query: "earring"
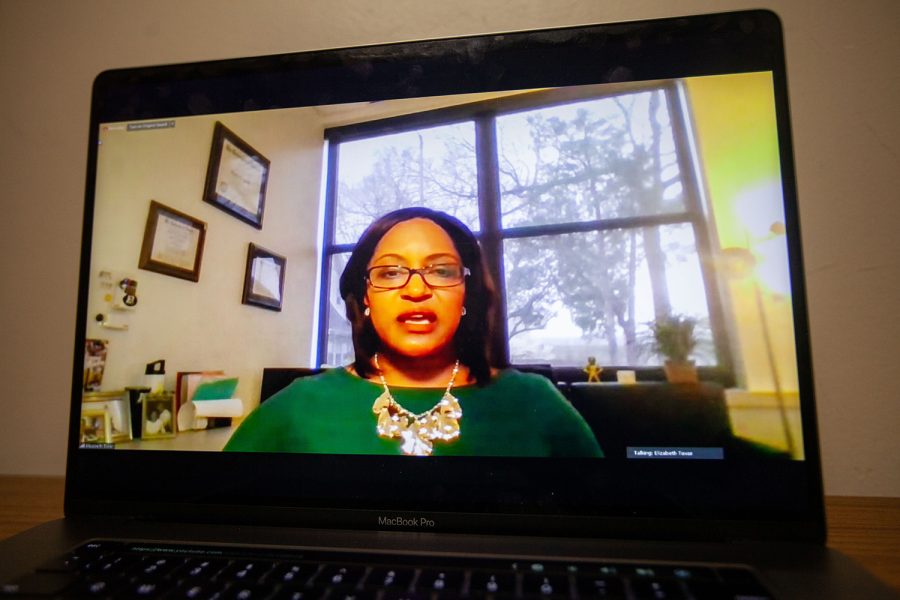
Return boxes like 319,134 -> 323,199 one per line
461,307 -> 467,316
364,307 -> 370,317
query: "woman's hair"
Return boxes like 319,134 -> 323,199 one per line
338,207 -> 502,386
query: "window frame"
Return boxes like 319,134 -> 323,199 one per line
317,83 -> 733,375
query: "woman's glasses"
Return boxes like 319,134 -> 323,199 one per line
367,264 -> 470,289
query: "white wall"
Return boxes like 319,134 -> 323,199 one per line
0,0 -> 898,497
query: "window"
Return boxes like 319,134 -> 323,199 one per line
319,84 -> 728,370
333,124 -> 480,245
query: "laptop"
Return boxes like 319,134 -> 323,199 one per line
1,8 -> 896,599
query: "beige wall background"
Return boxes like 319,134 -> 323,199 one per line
0,0 -> 897,496
88,109 -> 327,413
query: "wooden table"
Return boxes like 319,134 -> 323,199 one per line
1,476 -> 898,593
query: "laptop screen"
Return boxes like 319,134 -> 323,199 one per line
69,10 -> 824,538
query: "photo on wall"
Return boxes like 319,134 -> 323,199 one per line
203,122 -> 270,229
138,200 -> 207,282
242,243 -> 286,311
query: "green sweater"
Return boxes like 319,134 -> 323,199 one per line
224,368 -> 602,457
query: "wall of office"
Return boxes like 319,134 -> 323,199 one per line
0,0 -> 898,496
86,108 -> 326,412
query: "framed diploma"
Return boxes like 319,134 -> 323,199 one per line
242,243 -> 286,311
203,122 -> 270,229
138,200 -> 207,282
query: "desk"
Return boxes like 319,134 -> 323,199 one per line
114,426 -> 234,451
0,476 -> 897,593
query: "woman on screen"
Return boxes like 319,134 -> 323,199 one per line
224,207 -> 602,457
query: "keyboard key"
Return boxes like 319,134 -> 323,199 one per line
69,576 -> 126,597
630,567 -> 660,579
122,577 -> 174,598
171,581 -> 228,599
220,560 -> 276,584
267,563 -> 317,585
331,588 -> 379,600
523,573 -> 568,597
419,569 -> 464,593
631,579 -> 686,599
224,583 -> 277,599
78,541 -> 125,556
575,565 -> 623,579
470,571 -> 515,595
369,567 -> 415,589
37,553 -> 87,573
576,576 -> 625,599
270,585 -> 326,600
315,565 -> 366,587
666,567 -> 716,581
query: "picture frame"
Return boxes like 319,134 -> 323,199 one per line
83,390 -> 133,443
138,200 -> 207,282
203,121 -> 270,229
242,243 -> 286,311
80,407 -> 112,445
141,392 -> 177,439
83,339 -> 108,392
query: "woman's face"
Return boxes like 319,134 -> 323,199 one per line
365,218 -> 466,360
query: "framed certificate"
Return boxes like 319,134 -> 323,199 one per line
138,200 -> 207,282
242,243 -> 286,311
203,122 -> 270,229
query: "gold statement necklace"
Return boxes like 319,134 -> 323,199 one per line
371,353 -> 463,456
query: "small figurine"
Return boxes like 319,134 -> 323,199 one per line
584,356 -> 602,383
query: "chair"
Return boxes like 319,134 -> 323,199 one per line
510,363 -> 555,384
260,367 -> 326,403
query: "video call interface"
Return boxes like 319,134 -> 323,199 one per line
79,72 -> 805,462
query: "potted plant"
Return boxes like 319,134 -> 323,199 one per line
647,314 -> 699,383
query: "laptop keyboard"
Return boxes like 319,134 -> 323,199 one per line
1,540 -> 776,599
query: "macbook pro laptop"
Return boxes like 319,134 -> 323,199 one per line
1,9 -> 896,599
